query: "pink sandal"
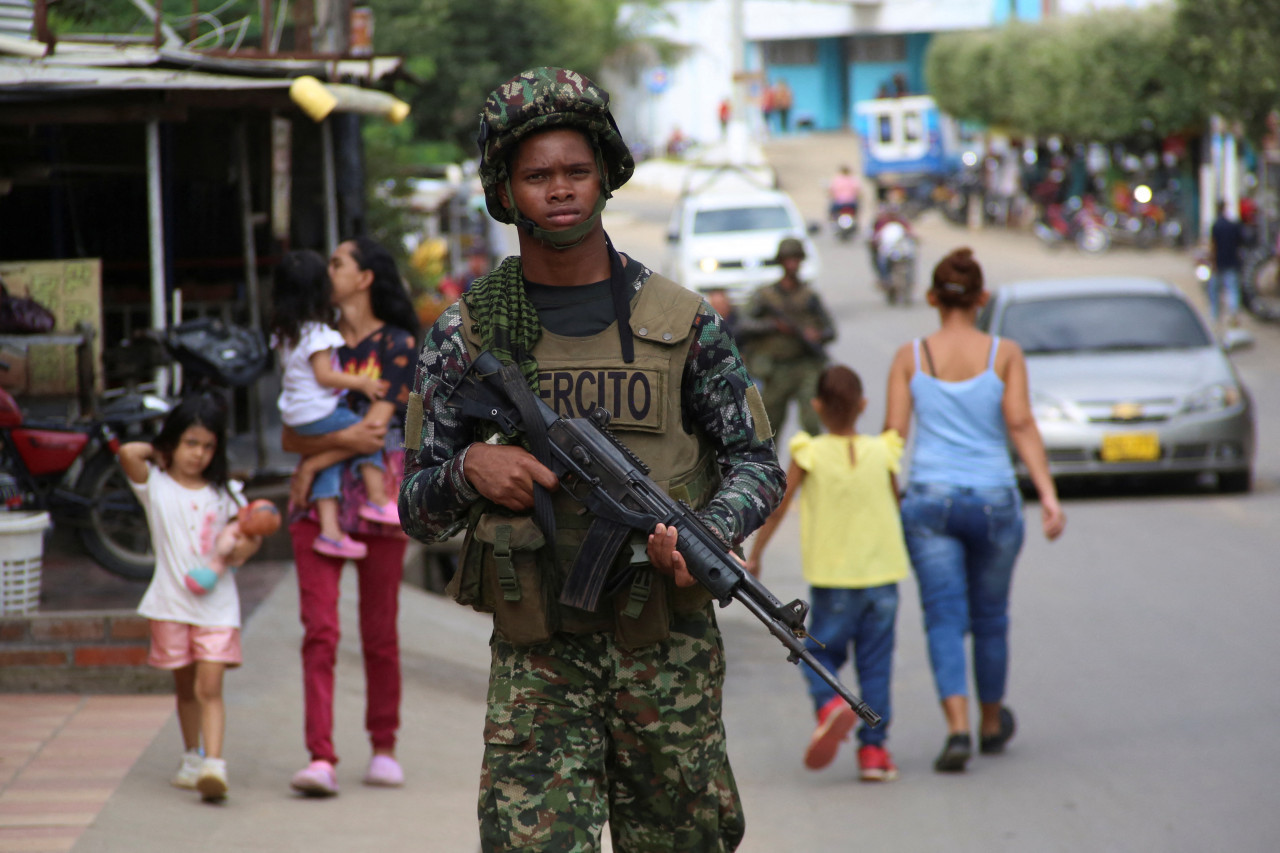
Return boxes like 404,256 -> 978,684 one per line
358,501 -> 400,526
313,534 -> 368,560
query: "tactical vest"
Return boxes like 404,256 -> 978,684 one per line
745,280 -> 827,364
448,272 -> 718,648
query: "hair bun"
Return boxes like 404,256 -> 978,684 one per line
930,247 -> 984,306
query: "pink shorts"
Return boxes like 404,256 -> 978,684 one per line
148,621 -> 243,670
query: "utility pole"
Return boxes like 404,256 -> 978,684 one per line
725,0 -> 752,164
729,0 -> 745,125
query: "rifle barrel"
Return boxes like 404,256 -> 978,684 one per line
733,588 -> 882,726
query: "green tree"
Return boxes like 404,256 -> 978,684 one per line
1176,0 -> 1280,142
928,7 -> 1204,145
369,0 -> 665,150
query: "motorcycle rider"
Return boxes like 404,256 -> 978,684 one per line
828,165 -> 862,228
870,188 -> 916,293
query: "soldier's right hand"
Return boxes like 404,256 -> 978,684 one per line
463,442 -> 559,512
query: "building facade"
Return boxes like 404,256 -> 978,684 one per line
607,0 -> 1075,152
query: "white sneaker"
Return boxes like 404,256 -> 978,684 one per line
171,751 -> 203,789
196,757 -> 228,801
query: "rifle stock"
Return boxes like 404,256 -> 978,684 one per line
447,350 -> 881,726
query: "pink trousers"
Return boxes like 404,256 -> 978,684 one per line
291,518 -> 406,766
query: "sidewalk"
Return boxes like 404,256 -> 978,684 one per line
2,564 -> 498,853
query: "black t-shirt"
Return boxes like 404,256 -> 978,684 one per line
524,256 -> 646,337
1212,216 -> 1244,270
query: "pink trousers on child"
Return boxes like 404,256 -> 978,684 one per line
291,518 -> 406,766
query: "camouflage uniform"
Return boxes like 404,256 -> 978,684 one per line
738,242 -> 836,437
400,68 -> 784,853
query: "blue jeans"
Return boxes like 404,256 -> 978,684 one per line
802,584 -> 898,746
900,483 -> 1025,704
1208,266 -> 1241,321
294,406 -> 383,502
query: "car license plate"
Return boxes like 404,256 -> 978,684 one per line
1100,432 -> 1160,462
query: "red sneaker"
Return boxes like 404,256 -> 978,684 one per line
857,744 -> 899,782
804,696 -> 856,770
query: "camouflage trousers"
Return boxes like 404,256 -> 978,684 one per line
478,606 -> 745,852
757,356 -> 824,437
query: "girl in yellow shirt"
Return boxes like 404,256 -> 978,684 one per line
748,364 -> 909,781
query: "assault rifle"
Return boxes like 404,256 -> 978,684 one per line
745,296 -> 826,359
447,351 -> 881,726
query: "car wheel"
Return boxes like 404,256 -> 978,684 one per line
1217,469 -> 1252,494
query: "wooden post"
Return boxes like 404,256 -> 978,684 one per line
295,0 -> 314,53
261,0 -> 274,52
237,122 -> 268,470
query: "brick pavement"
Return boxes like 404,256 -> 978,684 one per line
0,695 -> 173,853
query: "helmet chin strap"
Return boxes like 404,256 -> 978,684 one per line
507,149 -> 612,250
513,193 -> 608,250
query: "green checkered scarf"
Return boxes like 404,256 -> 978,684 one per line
461,255 -> 541,389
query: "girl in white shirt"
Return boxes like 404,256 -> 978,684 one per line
120,394 -> 263,802
269,251 -> 400,560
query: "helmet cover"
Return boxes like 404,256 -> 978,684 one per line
773,237 -> 806,262
476,67 -> 634,224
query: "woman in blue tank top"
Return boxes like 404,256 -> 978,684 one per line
884,247 -> 1065,773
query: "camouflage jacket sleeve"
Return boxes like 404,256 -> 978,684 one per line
399,303 -> 480,543
684,303 -> 786,546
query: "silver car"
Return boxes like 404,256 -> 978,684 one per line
976,277 -> 1255,492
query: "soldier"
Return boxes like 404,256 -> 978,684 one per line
399,67 -> 784,852
738,237 -> 837,436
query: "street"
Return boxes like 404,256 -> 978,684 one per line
608,135 -> 1280,852
65,136 -> 1280,853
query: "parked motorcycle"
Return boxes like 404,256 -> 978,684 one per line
0,317 -> 268,581
937,166 -> 983,227
1033,197 -> 1110,253
0,376 -> 169,579
1236,247 -> 1280,322
1101,207 -> 1159,249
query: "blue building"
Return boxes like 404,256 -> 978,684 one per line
606,0 -> 1063,151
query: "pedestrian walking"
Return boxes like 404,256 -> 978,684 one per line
747,364 -> 908,782
760,84 -> 776,136
118,394 -> 263,802
267,249 -> 398,562
399,66 -> 784,852
1209,200 -> 1245,338
774,79 -> 794,133
884,247 -> 1065,773
737,237 -> 836,436
279,236 -> 420,797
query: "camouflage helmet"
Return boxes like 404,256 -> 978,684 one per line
773,237 -> 806,262
476,67 -> 634,225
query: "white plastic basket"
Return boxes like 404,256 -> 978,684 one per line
0,511 -> 51,615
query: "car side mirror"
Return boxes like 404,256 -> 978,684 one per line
667,231 -> 680,243
807,221 -> 821,235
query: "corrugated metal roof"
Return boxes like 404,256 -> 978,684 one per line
0,36 -> 401,82
0,58 -> 409,123
0,61 -> 290,91
0,0 -> 34,41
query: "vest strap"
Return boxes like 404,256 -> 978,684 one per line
622,569 -> 652,620
493,524 -> 521,602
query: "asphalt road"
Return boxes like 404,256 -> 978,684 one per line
605,144 -> 1280,852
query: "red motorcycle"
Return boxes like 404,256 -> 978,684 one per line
0,379 -> 168,579
0,317 -> 268,581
